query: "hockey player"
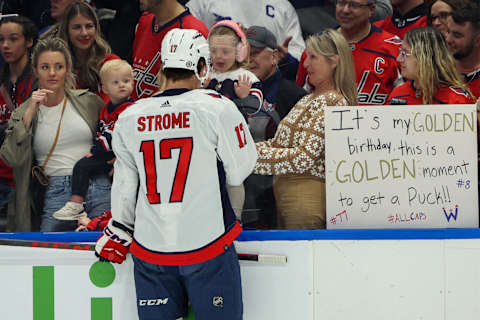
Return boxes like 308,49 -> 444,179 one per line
95,28 -> 257,320
132,0 -> 208,100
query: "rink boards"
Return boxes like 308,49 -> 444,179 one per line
1,229 -> 480,320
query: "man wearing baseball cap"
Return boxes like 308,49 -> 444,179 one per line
244,25 -> 306,228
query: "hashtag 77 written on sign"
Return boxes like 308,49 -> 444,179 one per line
324,104 -> 478,229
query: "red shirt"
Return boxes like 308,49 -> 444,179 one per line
374,3 -> 429,39
132,9 -> 208,100
463,67 -> 480,100
387,81 -> 475,105
0,68 -> 36,186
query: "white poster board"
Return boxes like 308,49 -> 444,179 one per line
325,105 -> 478,228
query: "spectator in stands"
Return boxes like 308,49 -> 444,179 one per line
297,0 -> 401,105
296,0 -> 392,39
255,29 -> 357,229
186,0 -> 305,81
0,37 -> 108,232
246,25 -> 306,141
428,0 -> 453,37
444,0 -> 480,99
0,15 -> 38,230
57,1 -> 114,101
94,0 -> 141,63
388,27 -> 475,105
2,0 -> 53,31
375,0 -> 429,39
40,0 -> 79,38
132,0 -> 208,100
53,59 -> 134,221
243,25 -> 306,228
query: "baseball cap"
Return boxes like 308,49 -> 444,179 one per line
246,26 -> 277,50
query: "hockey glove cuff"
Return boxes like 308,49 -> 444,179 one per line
95,220 -> 133,264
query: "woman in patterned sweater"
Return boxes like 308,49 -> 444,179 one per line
254,29 -> 358,229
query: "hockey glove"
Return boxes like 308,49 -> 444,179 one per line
95,220 -> 133,264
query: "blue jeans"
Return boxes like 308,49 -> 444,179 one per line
40,175 -> 111,232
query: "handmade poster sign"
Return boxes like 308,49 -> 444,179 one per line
325,105 -> 478,229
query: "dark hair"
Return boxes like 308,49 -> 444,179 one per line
446,0 -> 480,33
163,58 -> 207,82
0,15 -> 39,47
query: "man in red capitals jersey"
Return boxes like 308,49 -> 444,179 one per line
95,28 -> 257,320
374,0 -> 429,40
444,0 -> 480,99
132,0 -> 208,100
297,0 -> 401,105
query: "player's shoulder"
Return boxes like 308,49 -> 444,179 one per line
189,89 -> 235,105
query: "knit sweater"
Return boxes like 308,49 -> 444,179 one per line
254,90 -> 347,180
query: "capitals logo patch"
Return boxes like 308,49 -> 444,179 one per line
133,52 -> 161,99
449,86 -> 468,97
384,36 -> 402,45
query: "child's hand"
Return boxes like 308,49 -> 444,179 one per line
75,216 -> 91,232
203,77 -> 211,89
85,152 -> 94,158
75,225 -> 87,232
234,74 -> 252,99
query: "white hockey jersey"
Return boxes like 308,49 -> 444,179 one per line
111,88 -> 257,265
186,0 -> 305,61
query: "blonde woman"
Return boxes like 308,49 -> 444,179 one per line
0,38 -> 107,231
388,27 -> 475,105
254,29 -> 357,229
57,1 -> 114,100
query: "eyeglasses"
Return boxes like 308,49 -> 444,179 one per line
430,11 -> 451,22
398,48 -> 412,60
336,0 -> 373,9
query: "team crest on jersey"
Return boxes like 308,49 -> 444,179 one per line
449,86 -> 468,97
384,36 -> 402,45
133,52 -> 161,98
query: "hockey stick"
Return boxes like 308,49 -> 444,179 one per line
0,238 -> 287,264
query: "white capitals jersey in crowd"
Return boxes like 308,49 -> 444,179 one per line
186,0 -> 305,61
111,88 -> 257,257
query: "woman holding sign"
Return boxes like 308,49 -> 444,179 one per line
388,27 -> 475,105
254,29 -> 357,229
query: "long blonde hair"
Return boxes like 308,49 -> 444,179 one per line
31,38 -> 76,90
306,29 -> 358,105
57,1 -> 111,92
404,27 -> 474,104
